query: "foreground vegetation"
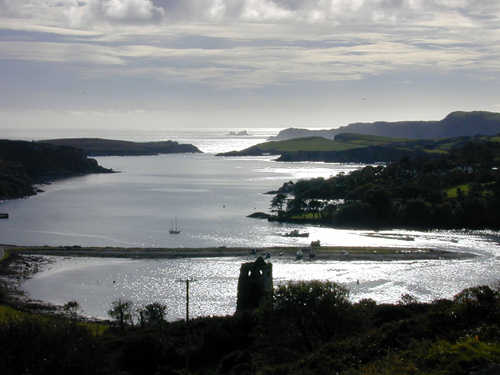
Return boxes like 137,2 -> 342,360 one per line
1,275 -> 499,375
268,138 -> 500,229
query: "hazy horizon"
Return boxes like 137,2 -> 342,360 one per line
2,1 -> 500,130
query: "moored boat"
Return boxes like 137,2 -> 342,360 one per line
283,229 -> 309,238
169,218 -> 181,234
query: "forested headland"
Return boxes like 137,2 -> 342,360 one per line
267,139 -> 500,229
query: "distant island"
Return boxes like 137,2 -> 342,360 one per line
0,140 -> 112,200
270,111 -> 500,141
40,138 -> 201,156
227,130 -> 249,136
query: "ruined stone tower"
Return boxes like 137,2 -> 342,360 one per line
236,256 -> 273,312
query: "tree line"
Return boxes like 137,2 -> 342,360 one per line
270,140 -> 500,229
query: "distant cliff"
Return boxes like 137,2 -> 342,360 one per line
271,111 -> 500,141
41,138 -> 201,156
0,140 -> 112,200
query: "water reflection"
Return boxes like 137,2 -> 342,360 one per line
23,243 -> 500,321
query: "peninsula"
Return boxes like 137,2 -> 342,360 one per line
219,133 -> 500,163
40,138 -> 202,156
0,140 -> 112,200
263,138 -> 500,229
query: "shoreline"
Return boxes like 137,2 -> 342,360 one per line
0,244 -> 477,318
7,244 -> 475,261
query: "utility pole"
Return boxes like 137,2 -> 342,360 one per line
177,277 -> 197,372
177,278 -> 197,323
185,278 -> 190,323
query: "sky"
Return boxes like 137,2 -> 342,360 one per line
1,0 -> 500,131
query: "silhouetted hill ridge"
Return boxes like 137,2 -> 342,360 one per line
270,111 -> 500,141
40,138 -> 202,156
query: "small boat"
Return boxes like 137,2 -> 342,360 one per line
169,218 -> 181,234
283,229 -> 309,238
296,249 -> 304,260
0,213 -> 8,219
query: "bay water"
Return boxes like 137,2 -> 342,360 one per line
1,128 -> 499,320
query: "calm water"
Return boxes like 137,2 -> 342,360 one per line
1,128 -> 499,320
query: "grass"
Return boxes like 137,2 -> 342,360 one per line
254,133 -> 408,153
423,148 -> 448,154
445,182 -> 496,199
445,184 -> 471,198
0,304 -> 109,335
0,305 -> 25,323
0,249 -> 10,263
290,213 -> 320,220
353,336 -> 500,375
258,137 -> 361,152
230,133 -> 500,160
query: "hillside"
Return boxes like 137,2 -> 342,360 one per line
41,138 -> 201,156
218,133 -> 404,157
267,139 -> 500,229
0,140 -> 112,200
271,111 -> 500,141
219,133 -> 500,163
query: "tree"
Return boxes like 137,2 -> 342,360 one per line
273,281 -> 351,346
63,300 -> 80,321
108,298 -> 133,331
307,199 -> 323,218
270,193 -> 287,216
138,302 -> 167,327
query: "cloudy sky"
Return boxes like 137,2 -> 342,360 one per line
1,0 -> 500,130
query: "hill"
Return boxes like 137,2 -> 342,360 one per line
218,133 -> 404,157
271,111 -> 500,141
266,139 -> 500,229
40,138 -> 202,156
219,133 -> 500,163
0,140 -> 112,200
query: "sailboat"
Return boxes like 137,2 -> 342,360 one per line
169,217 -> 181,234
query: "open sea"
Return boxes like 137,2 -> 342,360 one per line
1,127 -> 499,320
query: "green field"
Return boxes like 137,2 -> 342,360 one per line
445,184 -> 471,198
247,133 -> 409,153
224,133 -> 500,158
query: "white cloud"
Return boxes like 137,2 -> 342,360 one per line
1,0 -> 500,108
1,0 -> 498,26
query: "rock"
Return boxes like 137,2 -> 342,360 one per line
247,212 -> 270,219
